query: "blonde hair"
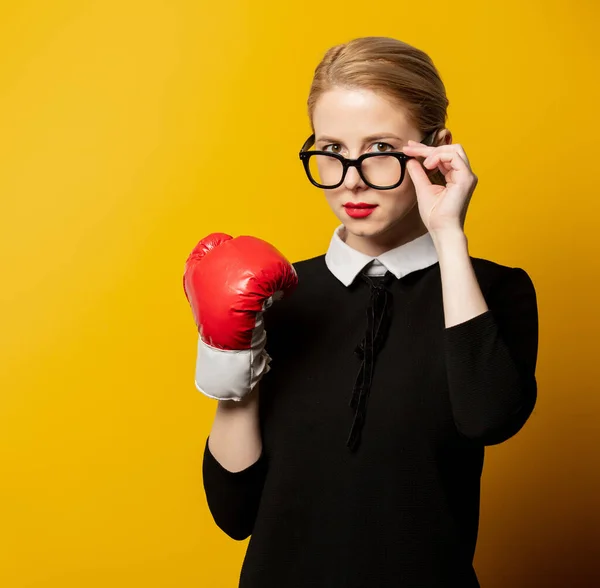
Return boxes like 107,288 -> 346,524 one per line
307,36 -> 449,184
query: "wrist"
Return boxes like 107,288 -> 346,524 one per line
430,227 -> 468,253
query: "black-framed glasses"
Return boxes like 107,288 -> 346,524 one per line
298,130 -> 437,190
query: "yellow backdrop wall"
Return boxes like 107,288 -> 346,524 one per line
1,1 -> 598,586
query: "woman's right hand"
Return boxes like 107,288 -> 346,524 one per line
183,232 -> 297,401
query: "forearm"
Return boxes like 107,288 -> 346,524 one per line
431,229 -> 488,328
208,386 -> 263,472
432,229 -> 539,444
203,386 -> 266,540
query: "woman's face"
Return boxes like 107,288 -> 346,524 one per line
312,87 -> 427,255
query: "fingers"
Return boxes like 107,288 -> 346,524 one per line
403,141 -> 471,168
423,150 -> 468,173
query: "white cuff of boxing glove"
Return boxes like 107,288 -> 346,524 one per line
194,312 -> 272,401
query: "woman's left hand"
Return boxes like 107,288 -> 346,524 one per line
402,140 -> 478,235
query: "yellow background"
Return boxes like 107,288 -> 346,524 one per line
1,1 -> 598,586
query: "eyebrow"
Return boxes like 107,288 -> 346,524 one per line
315,134 -> 404,144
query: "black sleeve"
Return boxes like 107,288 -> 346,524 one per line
202,438 -> 268,540
443,266 -> 539,445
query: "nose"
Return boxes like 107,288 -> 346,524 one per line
343,164 -> 367,191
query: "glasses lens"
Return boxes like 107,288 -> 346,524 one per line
362,155 -> 403,188
308,154 -> 344,187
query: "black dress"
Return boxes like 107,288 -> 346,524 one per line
202,254 -> 539,588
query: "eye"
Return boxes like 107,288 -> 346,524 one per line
322,143 -> 343,154
371,142 -> 394,153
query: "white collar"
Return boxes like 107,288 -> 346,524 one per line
325,225 -> 439,287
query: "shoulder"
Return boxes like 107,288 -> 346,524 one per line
470,256 -> 534,283
288,253 -> 344,297
292,254 -> 327,280
265,255 -> 326,322
470,256 -> 537,307
264,254 -> 334,356
264,254 -> 343,335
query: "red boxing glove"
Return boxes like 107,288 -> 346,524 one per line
183,233 -> 297,400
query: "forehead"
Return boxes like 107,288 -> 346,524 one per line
312,87 -> 415,139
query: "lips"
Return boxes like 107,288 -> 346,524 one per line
344,202 -> 377,209
344,202 -> 378,219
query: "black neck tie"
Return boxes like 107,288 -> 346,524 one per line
347,271 -> 395,451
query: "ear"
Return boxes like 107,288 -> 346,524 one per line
425,128 -> 452,186
435,128 -> 453,146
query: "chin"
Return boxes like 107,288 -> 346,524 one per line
343,217 -> 391,238
340,206 -> 425,243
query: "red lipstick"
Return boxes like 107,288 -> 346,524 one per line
344,202 -> 378,219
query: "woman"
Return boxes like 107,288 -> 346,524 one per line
184,36 -> 538,588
